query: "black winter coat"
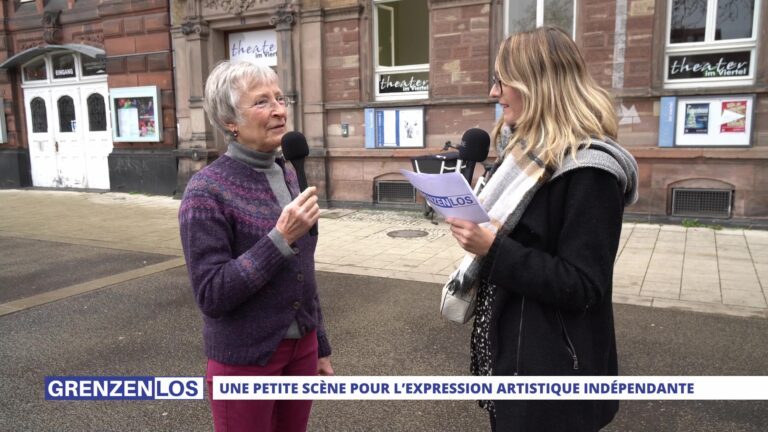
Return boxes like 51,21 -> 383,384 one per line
483,167 -> 624,432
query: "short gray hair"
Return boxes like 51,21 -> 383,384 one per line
203,60 -> 279,136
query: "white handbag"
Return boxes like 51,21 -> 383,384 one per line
440,283 -> 477,324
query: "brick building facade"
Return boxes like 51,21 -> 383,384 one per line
582,0 -> 767,222
170,0 -> 766,223
1,1 -> 763,224
0,0 -> 176,195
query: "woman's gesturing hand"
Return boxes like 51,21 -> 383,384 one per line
445,217 -> 495,256
276,186 -> 320,244
318,357 -> 334,376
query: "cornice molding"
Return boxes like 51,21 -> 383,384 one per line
300,7 -> 324,22
204,0 -> 270,16
430,0 -> 492,10
324,4 -> 363,22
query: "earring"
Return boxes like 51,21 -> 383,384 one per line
231,130 -> 238,138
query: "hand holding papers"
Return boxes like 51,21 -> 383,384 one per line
399,169 -> 490,223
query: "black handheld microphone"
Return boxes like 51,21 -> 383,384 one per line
280,131 -> 318,236
458,128 -> 490,186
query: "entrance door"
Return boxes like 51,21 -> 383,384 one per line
24,83 -> 112,189
78,84 -> 112,190
50,86 -> 85,187
25,88 -> 58,187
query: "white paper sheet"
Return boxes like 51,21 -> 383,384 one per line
399,169 -> 489,223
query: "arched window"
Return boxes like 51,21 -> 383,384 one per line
31,97 -> 47,133
87,93 -> 107,131
57,96 -> 76,132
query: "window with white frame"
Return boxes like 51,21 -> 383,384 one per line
373,0 -> 429,101
21,52 -> 106,85
505,0 -> 576,37
665,0 -> 759,88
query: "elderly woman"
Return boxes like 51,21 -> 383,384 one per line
179,60 -> 332,432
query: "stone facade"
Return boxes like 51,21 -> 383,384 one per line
318,1 -> 495,207
0,0 -> 741,224
0,0 -> 176,194
167,0 -> 767,223
580,0 -> 767,222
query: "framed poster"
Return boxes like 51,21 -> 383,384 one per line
720,100 -> 747,133
364,107 -> 425,148
674,95 -> 753,147
109,86 -> 162,142
683,103 -> 709,134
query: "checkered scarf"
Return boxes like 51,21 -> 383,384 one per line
444,135 -> 638,297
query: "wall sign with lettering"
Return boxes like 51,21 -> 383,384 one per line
52,53 -> 76,80
674,95 -> 754,147
228,30 -> 278,67
379,72 -> 429,94
667,51 -> 751,80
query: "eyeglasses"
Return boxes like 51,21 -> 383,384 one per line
246,95 -> 287,111
491,74 -> 503,95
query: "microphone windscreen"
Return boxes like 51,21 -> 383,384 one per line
281,131 -> 309,161
459,128 -> 490,162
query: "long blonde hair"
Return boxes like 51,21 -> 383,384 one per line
492,26 -> 617,168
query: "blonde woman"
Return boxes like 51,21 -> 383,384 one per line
444,26 -> 638,431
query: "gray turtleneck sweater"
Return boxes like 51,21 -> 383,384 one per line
225,140 -> 302,339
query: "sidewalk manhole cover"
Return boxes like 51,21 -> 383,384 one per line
387,229 -> 428,238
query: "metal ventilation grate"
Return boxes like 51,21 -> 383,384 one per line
671,188 -> 732,218
376,181 -> 416,203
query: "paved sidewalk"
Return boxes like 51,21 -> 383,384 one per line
1,189 -> 766,318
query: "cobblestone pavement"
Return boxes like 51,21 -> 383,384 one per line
1,189 -> 766,318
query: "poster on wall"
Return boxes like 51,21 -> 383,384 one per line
364,107 -> 425,148
674,95 -> 753,147
720,101 -> 747,133
228,30 -> 278,67
116,97 -> 156,138
117,105 -> 140,137
684,103 -> 710,134
109,86 -> 163,142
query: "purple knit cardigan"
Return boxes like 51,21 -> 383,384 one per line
179,155 -> 331,366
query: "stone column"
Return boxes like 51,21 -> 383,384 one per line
174,15 -> 216,197
270,3 -> 299,132
299,6 -> 329,204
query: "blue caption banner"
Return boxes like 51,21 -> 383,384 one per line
44,376 -> 204,400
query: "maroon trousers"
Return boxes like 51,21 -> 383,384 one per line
206,330 -> 318,432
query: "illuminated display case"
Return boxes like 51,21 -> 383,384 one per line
364,107 -> 425,148
109,86 -> 162,142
